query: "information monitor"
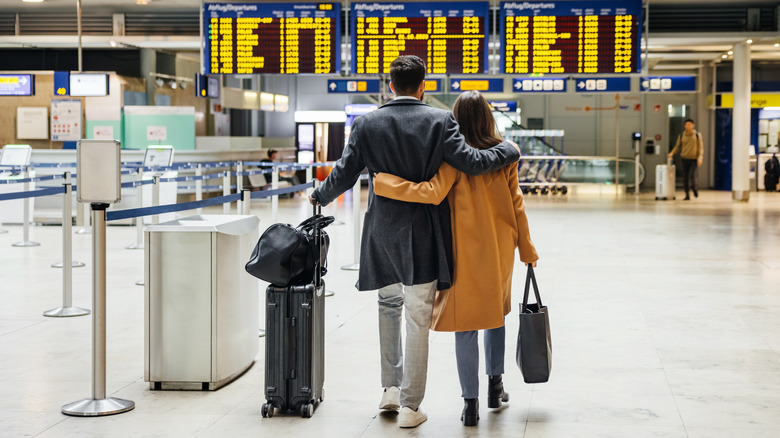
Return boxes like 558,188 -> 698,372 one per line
204,2 -> 341,74
351,2 -> 490,75
500,1 -> 642,74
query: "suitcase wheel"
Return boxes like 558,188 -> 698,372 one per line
262,403 -> 274,418
560,186 -> 568,195
301,403 -> 314,418
319,388 -> 325,402
540,187 -> 549,195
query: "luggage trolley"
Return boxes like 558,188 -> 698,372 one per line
510,130 -> 568,196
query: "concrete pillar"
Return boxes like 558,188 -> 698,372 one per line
731,42 -> 751,202
140,48 -> 157,106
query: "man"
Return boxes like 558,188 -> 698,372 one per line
310,55 -> 519,428
667,118 -> 704,200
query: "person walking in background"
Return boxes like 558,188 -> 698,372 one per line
372,90 -> 539,427
667,118 -> 703,200
309,56 -> 520,428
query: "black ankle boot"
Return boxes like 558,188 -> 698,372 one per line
487,375 -> 509,408
461,398 -> 479,426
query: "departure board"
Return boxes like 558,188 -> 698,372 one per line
204,3 -> 341,74
351,2 -> 489,75
500,1 -> 642,74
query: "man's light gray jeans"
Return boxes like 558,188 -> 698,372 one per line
377,280 -> 437,411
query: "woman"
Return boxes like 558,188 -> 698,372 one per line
372,90 -> 539,427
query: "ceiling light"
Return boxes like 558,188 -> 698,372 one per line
775,43 -> 779,47
22,0 -> 45,3
727,50 -> 733,55
154,78 -> 164,87
180,82 -> 188,90
136,0 -> 149,4
721,54 -> 728,59
746,39 -> 753,44
109,40 -> 118,47
169,81 -> 178,89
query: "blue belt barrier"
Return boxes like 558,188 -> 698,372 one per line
106,192 -> 243,221
0,186 -> 65,202
249,182 -> 313,199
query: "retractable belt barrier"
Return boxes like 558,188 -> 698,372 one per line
105,182 -> 312,222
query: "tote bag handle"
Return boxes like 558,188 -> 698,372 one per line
521,264 -> 543,313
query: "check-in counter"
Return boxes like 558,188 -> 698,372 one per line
144,214 -> 260,390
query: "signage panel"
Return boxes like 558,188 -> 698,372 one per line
640,76 -> 697,92
0,74 -> 34,96
574,77 -> 631,92
450,78 -> 504,93
512,77 -> 567,93
489,101 -> 518,112
69,74 -> 109,97
204,2 -> 341,74
500,1 -> 642,74
351,2 -> 490,75
54,71 -> 70,96
327,79 -> 381,94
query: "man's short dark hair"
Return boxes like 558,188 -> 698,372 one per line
389,55 -> 426,95
267,149 -> 278,158
684,119 -> 695,125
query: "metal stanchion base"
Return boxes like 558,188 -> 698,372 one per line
325,290 -> 335,297
62,397 -> 135,417
43,306 -> 90,318
75,228 -> 92,235
125,243 -> 144,250
12,241 -> 40,247
341,263 -> 359,271
135,280 -> 144,286
259,329 -> 265,338
51,261 -> 86,268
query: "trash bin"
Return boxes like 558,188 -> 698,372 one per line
144,214 -> 260,390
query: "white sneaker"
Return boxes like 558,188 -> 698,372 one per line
398,406 -> 427,428
378,386 -> 400,410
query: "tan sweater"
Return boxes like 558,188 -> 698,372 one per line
671,130 -> 703,160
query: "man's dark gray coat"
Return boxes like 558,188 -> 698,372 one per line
312,98 -> 520,291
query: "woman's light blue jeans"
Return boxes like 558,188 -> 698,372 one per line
454,325 -> 505,399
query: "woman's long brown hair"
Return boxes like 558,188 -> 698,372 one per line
452,90 -> 503,150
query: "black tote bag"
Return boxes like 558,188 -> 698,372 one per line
516,265 -> 552,383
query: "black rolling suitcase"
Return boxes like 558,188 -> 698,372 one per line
261,205 -> 327,418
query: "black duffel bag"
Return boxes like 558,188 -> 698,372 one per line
245,214 -> 334,286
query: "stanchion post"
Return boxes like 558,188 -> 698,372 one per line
152,175 -> 161,225
76,201 -> 92,234
305,165 -> 313,196
12,166 -> 40,247
53,172 -> 86,267
195,163 -> 203,214
44,172 -> 90,317
222,169 -> 230,215
271,166 -> 279,223
236,162 -> 244,214
242,189 -> 251,215
127,168 -> 145,249
62,203 -> 134,416
341,178 -> 361,271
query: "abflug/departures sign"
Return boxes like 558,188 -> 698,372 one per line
351,2 -> 490,75
500,0 -> 642,75
205,2 -> 341,74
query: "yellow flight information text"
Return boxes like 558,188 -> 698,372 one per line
354,16 -> 484,75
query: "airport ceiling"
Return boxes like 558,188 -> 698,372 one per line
0,0 -> 778,68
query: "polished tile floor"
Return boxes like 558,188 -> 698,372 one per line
1,188 -> 779,437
